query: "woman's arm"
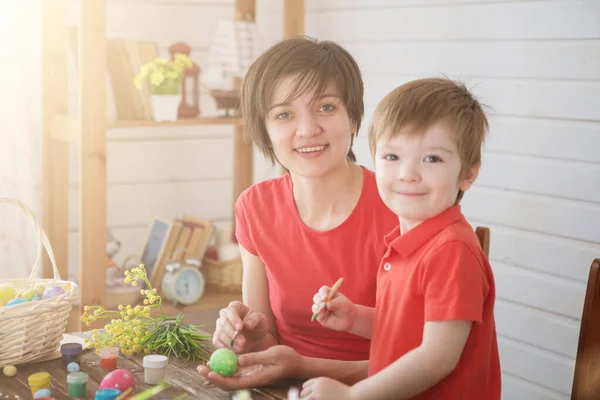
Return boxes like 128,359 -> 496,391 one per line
239,245 -> 279,351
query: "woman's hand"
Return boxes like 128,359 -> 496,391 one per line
312,287 -> 357,332
213,301 -> 271,353
301,377 -> 352,399
197,345 -> 302,390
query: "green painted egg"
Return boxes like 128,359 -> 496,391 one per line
209,348 -> 238,377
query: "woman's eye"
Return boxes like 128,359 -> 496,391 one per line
319,104 -> 335,112
424,155 -> 442,163
276,112 -> 291,120
384,154 -> 399,161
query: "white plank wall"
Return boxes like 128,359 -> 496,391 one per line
257,0 -> 600,398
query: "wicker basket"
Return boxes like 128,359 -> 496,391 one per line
0,198 -> 79,368
203,257 -> 242,293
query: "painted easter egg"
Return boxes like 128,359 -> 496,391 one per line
42,286 -> 66,300
67,362 -> 80,373
3,365 -> 17,377
6,298 -> 28,306
0,286 -> 15,306
209,348 -> 238,377
20,289 -> 37,301
34,389 -> 52,398
99,369 -> 136,395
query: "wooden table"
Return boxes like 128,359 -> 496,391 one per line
0,332 -> 300,399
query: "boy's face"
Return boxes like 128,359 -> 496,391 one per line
265,75 -> 357,178
374,122 -> 479,232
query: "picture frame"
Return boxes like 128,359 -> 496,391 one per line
138,218 -> 173,282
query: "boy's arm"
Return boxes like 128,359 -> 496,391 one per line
350,320 -> 472,400
299,356 -> 369,385
347,304 -> 376,339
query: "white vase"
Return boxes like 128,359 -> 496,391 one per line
151,95 -> 180,122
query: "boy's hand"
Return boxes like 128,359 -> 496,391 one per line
213,301 -> 270,353
301,377 -> 352,399
196,345 -> 301,389
311,287 -> 357,332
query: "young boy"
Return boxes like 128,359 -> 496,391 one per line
303,78 -> 501,399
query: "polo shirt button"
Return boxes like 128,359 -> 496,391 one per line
383,262 -> 391,271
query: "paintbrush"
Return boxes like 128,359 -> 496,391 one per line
230,308 -> 252,348
311,277 -> 344,322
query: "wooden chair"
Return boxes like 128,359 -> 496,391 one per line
476,226 -> 490,259
572,258 -> 600,399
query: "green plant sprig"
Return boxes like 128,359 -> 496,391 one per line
81,264 -> 211,363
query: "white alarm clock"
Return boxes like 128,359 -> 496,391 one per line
161,258 -> 205,306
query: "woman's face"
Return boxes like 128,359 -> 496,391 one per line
265,75 -> 356,178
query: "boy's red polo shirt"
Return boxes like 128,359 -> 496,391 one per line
369,205 -> 501,399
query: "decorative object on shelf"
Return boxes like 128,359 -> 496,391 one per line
169,42 -> 201,119
0,198 -> 79,368
81,264 -> 211,363
203,19 -> 261,117
133,52 -> 193,122
161,254 -> 205,306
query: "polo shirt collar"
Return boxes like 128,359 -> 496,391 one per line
384,205 -> 464,257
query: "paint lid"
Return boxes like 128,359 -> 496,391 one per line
28,371 -> 51,386
95,388 -> 121,400
67,371 -> 89,384
143,354 -> 168,368
60,342 -> 83,355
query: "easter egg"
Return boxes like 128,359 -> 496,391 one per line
100,369 -> 136,395
42,286 -> 66,300
67,362 -> 80,373
209,348 -> 238,377
6,298 -> 28,306
32,294 -> 41,301
34,284 -> 47,296
34,389 -> 52,398
0,286 -> 15,306
21,289 -> 37,301
3,365 -> 17,377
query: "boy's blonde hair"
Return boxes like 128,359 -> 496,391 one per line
240,36 -> 364,165
368,78 -> 488,202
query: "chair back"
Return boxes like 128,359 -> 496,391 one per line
572,258 -> 600,399
475,226 -> 490,259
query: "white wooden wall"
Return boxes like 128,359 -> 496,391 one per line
258,0 -> 600,399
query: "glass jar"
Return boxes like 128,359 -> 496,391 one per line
67,371 -> 89,397
60,343 -> 83,367
99,347 -> 119,370
143,354 -> 168,384
28,371 -> 51,396
95,388 -> 121,400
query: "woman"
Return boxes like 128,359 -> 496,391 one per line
197,36 -> 397,387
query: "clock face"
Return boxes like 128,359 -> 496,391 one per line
175,269 -> 204,305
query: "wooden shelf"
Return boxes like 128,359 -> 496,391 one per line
108,116 -> 243,128
50,115 -> 243,143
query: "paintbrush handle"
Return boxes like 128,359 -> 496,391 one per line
327,277 -> 344,301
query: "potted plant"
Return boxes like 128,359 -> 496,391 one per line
133,53 -> 193,121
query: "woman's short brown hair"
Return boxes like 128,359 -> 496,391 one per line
368,78 -> 489,203
240,36 -> 364,165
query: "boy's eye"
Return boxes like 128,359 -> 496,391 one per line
424,155 -> 442,163
319,104 -> 335,112
384,154 -> 399,161
276,112 -> 291,120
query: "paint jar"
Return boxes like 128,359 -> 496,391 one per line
60,343 -> 83,367
143,354 -> 168,384
99,346 -> 119,370
95,388 -> 121,400
67,371 -> 89,397
28,372 -> 51,396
